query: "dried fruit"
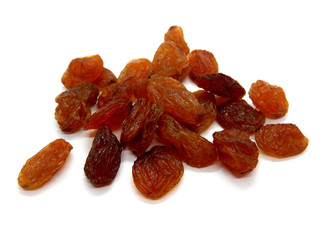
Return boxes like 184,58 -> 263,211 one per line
213,129 -> 259,175
93,67 -> 117,89
84,124 -> 122,186
188,49 -> 219,80
217,99 -> 265,134
164,25 -> 190,55
132,146 -> 184,200
157,114 -> 218,168
147,76 -> 205,126
249,80 -> 289,119
18,139 -> 73,190
194,73 -> 246,99
255,124 -> 309,158
85,99 -> 132,131
97,83 -> 132,108
61,55 -> 104,89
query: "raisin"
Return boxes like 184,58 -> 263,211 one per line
213,129 -> 259,175
157,114 -> 218,168
255,124 -> 309,158
84,124 -> 122,186
61,55 -> 104,89
18,139 -> 73,190
148,41 -> 188,81
93,67 -> 117,89
97,83 -> 132,108
164,25 -> 190,55
132,146 -> 184,200
249,80 -> 289,119
188,49 -> 219,81
194,73 -> 246,99
190,90 -> 217,133
217,99 -> 265,134
85,99 -> 132,131
147,76 -> 206,126
120,98 -> 153,147
127,104 -> 164,156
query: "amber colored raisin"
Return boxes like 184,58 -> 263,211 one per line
188,49 -> 219,81
249,80 -> 289,119
127,104 -> 164,156
120,98 -> 153,147
93,67 -> 117,89
194,73 -> 246,99
84,124 -> 122,186
157,114 -> 218,168
97,83 -> 132,108
147,76 -> 206,126
132,146 -> 184,200
217,99 -> 265,134
148,41 -> 188,81
85,99 -> 132,131
213,129 -> 259,175
18,139 -> 73,190
61,55 -> 104,89
118,58 -> 151,88
164,25 -> 190,55
255,124 -> 309,158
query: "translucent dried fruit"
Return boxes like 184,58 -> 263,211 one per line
194,73 -> 246,99
93,67 -> 117,89
157,114 -> 218,168
67,82 -> 100,106
147,76 -> 205,126
217,99 -> 265,134
84,125 -> 122,186
188,49 -> 219,80
132,146 -> 184,200
61,55 -> 104,89
97,83 -> 132,108
18,139 -> 73,190
164,25 -> 190,55
213,129 -> 259,175
255,124 -> 309,158
127,104 -> 164,156
148,41 -> 188,81
120,98 -> 153,147
85,99 -> 132,131
249,80 -> 289,119
191,90 -> 217,133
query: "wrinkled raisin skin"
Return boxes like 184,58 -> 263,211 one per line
97,83 -> 132,108
132,146 -> 184,200
93,67 -> 117,89
213,129 -> 259,175
255,124 -> 309,158
84,125 -> 122,186
164,25 -> 190,55
18,139 -> 73,190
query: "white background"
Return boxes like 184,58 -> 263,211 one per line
1,0 -> 319,239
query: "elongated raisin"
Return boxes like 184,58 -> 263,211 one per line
132,146 -> 184,200
97,83 -> 132,108
255,124 -> 309,158
213,129 -> 259,175
18,139 -> 73,190
84,125 -> 122,186
157,114 -> 218,168
164,25 -> 190,55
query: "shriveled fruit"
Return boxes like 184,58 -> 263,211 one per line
148,41 -> 188,81
147,76 -> 205,126
127,104 -> 164,156
132,146 -> 184,200
61,55 -> 104,89
18,139 -> 73,190
97,83 -> 132,108
93,67 -> 117,89
213,129 -> 259,175
194,73 -> 246,99
157,114 -> 218,168
255,124 -> 309,158
85,99 -> 132,131
164,25 -> 190,55
217,99 -> 265,134
249,80 -> 289,119
84,124 -> 122,186
188,49 -> 219,80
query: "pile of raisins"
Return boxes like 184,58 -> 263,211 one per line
18,26 -> 309,200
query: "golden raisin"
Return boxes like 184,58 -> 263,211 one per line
164,25 -> 190,55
